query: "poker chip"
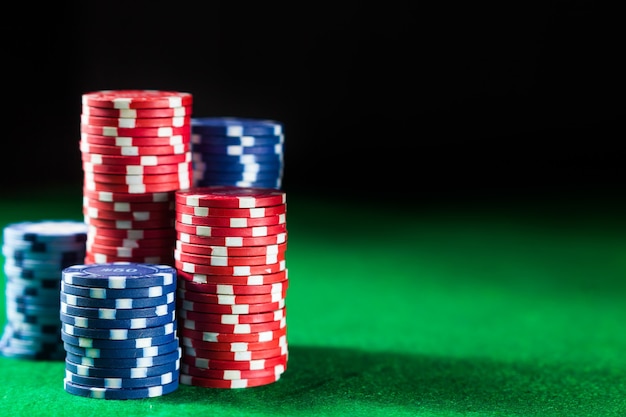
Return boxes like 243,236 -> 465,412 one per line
179,335 -> 287,352
191,118 -> 282,136
192,134 -> 284,146
81,114 -> 191,128
60,261 -> 180,398
84,197 -> 175,213
174,250 -> 285,267
194,160 -> 282,173
179,374 -> 282,389
82,90 -> 192,109
175,202 -> 286,218
180,327 -> 287,344
83,105 -> 191,118
180,317 -> 286,334
177,269 -> 288,286
83,206 -> 174,222
82,152 -> 191,166
181,352 -> 287,371
176,232 -> 287,247
178,308 -> 285,325
181,345 -> 287,361
174,222 -> 287,238
0,220 -> 88,360
175,212 -> 285,227
181,363 -> 284,380
83,161 -> 190,175
176,186 -> 286,208
175,241 -> 286,257
80,141 -> 191,156
63,378 -> 179,400
178,280 -> 288,295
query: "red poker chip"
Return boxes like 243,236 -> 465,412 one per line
178,298 -> 285,315
175,202 -> 287,218
179,326 -> 287,343
86,242 -> 174,258
87,225 -> 176,240
84,181 -> 189,194
179,373 -> 281,388
174,250 -> 286,267
180,335 -> 287,352
175,186 -> 286,209
82,90 -> 193,109
177,288 -> 287,305
175,212 -> 285,228
177,269 -> 288,286
83,197 -> 174,212
83,205 -> 174,221
180,363 -> 285,380
84,252 -> 173,265
87,234 -> 175,249
179,308 -> 286,324
176,231 -> 287,247
83,189 -> 175,204
180,317 -> 286,334
84,216 -> 175,230
178,280 -> 288,296
81,124 -> 191,138
175,241 -> 286,257
174,222 -> 286,238
80,141 -> 191,156
174,259 -> 286,276
180,353 -> 287,371
81,114 -> 191,128
85,171 -> 191,185
181,345 -> 287,361
81,133 -> 191,147
82,105 -> 192,118
82,152 -> 191,166
83,161 -> 190,176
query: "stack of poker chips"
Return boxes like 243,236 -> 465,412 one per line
0,221 -> 88,360
190,117 -> 284,189
80,89 -> 193,265
174,186 -> 288,389
60,262 -> 180,399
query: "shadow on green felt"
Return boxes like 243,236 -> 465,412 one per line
157,346 -> 625,416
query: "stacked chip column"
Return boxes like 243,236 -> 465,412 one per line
174,186 -> 288,388
0,221 -> 88,360
190,117 -> 284,189
80,90 -> 193,265
60,262 -> 180,399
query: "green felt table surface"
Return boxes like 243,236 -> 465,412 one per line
0,187 -> 625,417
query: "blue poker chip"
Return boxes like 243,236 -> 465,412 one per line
0,325 -> 61,343
3,221 -> 88,244
65,357 -> 180,379
193,159 -> 282,172
5,282 -> 60,298
62,262 -> 176,289
65,346 -> 181,369
1,344 -> 65,360
198,169 -> 283,182
60,280 -> 176,300
60,300 -> 175,320
3,264 -> 62,280
59,310 -> 176,330
191,143 -> 283,156
65,368 -> 179,389
63,377 -> 179,399
5,300 -> 60,315
195,178 -> 282,189
62,321 -> 176,340
2,246 -> 85,264
7,294 -> 60,308
61,331 -> 177,350
193,152 -> 283,164
192,134 -> 284,146
60,291 -> 175,309
7,310 -> 61,326
63,338 -> 180,359
191,117 -> 282,137
6,277 -> 60,290
9,321 -> 60,335
2,239 -> 87,254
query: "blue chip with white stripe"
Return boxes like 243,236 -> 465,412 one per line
62,262 -> 176,289
64,368 -> 180,389
59,310 -> 176,330
60,280 -> 176,299
63,337 -> 180,359
63,378 -> 179,399
60,291 -> 175,309
61,331 -> 177,350
60,300 -> 175,320
191,117 -> 283,137
64,357 -> 180,379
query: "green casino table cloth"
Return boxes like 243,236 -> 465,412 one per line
0,186 -> 625,417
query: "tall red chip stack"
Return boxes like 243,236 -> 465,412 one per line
80,90 -> 193,265
174,186 -> 288,388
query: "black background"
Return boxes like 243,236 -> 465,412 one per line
2,1 -> 622,202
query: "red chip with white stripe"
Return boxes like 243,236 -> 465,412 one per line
176,186 -> 286,208
82,90 -> 193,109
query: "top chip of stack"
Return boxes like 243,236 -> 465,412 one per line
0,220 -> 88,360
190,117 -> 284,189
80,90 -> 193,265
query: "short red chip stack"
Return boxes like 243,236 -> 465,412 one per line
174,186 -> 288,388
80,90 -> 193,265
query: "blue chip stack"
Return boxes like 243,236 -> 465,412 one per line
60,262 -> 180,399
0,221 -> 88,360
191,117 -> 284,189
